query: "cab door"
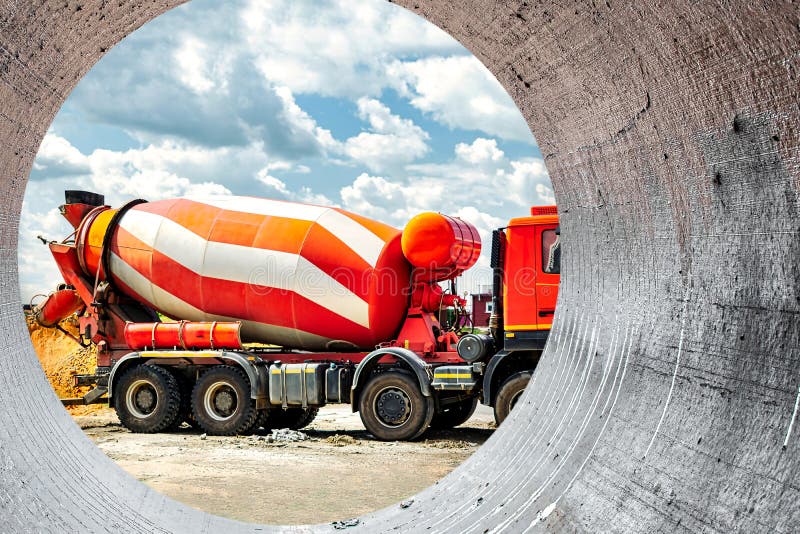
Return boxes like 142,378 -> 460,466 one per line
534,225 -> 560,329
502,223 -> 538,331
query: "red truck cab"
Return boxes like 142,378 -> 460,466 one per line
482,205 -> 560,422
502,205 -> 560,349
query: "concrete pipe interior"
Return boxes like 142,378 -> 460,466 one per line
1,1 -> 798,532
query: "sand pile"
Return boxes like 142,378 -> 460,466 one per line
25,313 -> 101,414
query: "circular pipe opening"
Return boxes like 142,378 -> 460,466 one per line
2,1 -> 797,532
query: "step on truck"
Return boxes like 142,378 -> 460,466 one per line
32,191 -> 560,440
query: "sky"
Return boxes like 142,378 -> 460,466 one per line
18,0 -> 553,303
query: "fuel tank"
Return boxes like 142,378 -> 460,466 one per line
74,196 -> 411,351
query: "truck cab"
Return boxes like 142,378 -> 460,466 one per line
501,205 -> 560,348
478,205 -> 560,423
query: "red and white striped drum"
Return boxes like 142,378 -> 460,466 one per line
76,196 -> 411,351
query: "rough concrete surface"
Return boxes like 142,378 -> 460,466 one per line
0,1 -> 798,532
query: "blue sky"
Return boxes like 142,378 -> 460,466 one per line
18,0 -> 553,302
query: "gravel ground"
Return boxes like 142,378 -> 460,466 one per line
74,404 -> 496,525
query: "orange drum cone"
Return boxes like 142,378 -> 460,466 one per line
401,212 -> 481,281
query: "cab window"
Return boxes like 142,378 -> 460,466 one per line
542,229 -> 560,274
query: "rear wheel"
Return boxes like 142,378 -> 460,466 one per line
191,366 -> 258,436
359,372 -> 433,441
168,370 -> 195,430
430,396 -> 479,429
263,407 -> 319,430
114,364 -> 181,433
493,372 -> 531,425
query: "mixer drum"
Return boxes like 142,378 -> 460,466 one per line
76,196 -> 411,351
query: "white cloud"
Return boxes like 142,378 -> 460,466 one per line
296,187 -> 334,206
239,1 -> 532,142
241,0 -> 462,98
257,172 -> 292,197
340,173 -> 408,220
454,138 -> 505,165
256,166 -> 334,206
452,206 -> 505,242
388,56 -> 533,142
83,141 -> 244,204
337,171 -> 511,294
31,134 -> 91,179
499,159 -> 552,207
536,183 -> 556,205
174,36 -> 216,94
341,98 -> 429,172
273,86 -> 338,153
337,137 -> 554,293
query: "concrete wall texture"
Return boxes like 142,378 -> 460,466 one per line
0,1 -> 797,532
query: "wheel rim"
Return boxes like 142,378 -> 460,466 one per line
203,382 -> 238,422
509,389 -> 525,412
374,386 -> 413,428
125,379 -> 158,419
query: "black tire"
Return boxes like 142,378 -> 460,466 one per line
430,396 -> 479,429
494,372 -> 531,425
114,364 -> 181,433
359,372 -> 434,441
251,409 -> 270,431
263,407 -> 319,430
191,365 -> 258,436
167,370 -> 195,430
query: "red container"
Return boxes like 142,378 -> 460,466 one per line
124,321 -> 243,350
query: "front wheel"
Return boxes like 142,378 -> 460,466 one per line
114,364 -> 181,433
493,372 -> 531,426
191,366 -> 258,436
359,372 -> 433,441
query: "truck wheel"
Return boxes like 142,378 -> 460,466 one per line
359,372 -> 433,441
494,372 -> 531,425
429,397 -> 479,429
191,365 -> 258,436
167,370 -> 195,430
263,408 -> 319,430
114,364 -> 181,433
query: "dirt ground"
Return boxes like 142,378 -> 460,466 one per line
26,314 -> 101,415
74,404 -> 495,525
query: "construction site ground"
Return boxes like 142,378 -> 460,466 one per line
74,404 -> 495,525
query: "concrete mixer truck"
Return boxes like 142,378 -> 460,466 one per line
32,190 -> 559,440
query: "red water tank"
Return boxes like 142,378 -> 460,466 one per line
124,321 -> 243,351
